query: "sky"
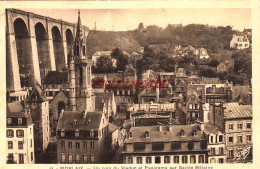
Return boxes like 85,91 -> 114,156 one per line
25,8 -> 251,31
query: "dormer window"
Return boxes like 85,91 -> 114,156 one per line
87,119 -> 91,125
73,119 -> 77,125
18,118 -> 22,125
180,130 -> 185,137
129,132 -> 133,139
193,130 -> 197,136
75,129 -> 80,138
61,130 -> 65,137
90,129 -> 95,138
7,118 -> 12,125
145,131 -> 150,138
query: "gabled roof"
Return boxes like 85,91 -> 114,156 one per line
49,89 -> 69,104
43,71 -> 68,84
57,111 -> 103,131
27,86 -> 46,102
223,102 -> 252,119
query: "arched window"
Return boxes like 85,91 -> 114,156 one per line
75,129 -> 80,138
79,67 -> 83,86
145,131 -> 150,138
76,45 -> 79,56
90,129 -> 95,138
7,118 -> 12,125
18,118 -> 22,125
83,45 -> 86,56
61,129 -> 65,137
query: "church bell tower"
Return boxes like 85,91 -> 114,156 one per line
68,10 -> 93,112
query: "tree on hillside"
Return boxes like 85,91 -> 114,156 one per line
96,55 -> 114,73
209,59 -> 220,67
143,45 -> 156,58
111,47 -> 128,71
138,23 -> 144,31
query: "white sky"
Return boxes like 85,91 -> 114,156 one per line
25,8 -> 251,31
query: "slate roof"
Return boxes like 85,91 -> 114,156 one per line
126,124 -> 206,143
57,111 -> 103,131
7,101 -> 24,113
200,77 -> 221,84
187,84 -> 205,95
139,88 -> 157,97
7,111 -> 33,126
232,86 -> 252,103
44,71 -> 68,84
204,122 -> 223,134
223,102 -> 252,119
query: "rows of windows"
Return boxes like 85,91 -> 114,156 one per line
210,147 -> 224,155
209,158 -> 224,163
209,134 -> 224,144
6,129 -> 24,138
8,139 -> 33,150
7,152 -> 34,164
188,104 -> 199,110
61,153 -> 95,163
116,97 -> 133,103
228,121 -> 251,131
61,141 -> 95,149
115,90 -> 134,96
61,129 -> 95,138
127,155 -> 205,164
7,118 -> 23,125
228,134 -> 252,144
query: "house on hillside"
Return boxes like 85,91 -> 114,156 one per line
195,48 -> 210,59
230,35 -> 250,50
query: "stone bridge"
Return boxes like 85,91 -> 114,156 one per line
6,9 -> 89,92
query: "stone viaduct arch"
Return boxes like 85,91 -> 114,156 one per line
6,9 -> 89,92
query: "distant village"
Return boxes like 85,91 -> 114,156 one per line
6,9 -> 252,164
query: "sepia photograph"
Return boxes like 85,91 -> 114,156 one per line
4,7 -> 253,165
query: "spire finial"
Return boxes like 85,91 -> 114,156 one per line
78,9 -> 80,16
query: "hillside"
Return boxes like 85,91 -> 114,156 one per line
86,30 -> 140,56
86,24 -> 241,57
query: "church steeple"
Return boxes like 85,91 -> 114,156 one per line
68,9 -> 93,112
75,10 -> 83,41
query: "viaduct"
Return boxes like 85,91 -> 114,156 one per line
6,9 -> 89,92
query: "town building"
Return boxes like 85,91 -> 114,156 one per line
25,86 -> 50,161
122,124 -> 209,164
56,111 -> 109,163
105,82 -> 136,112
42,71 -> 69,101
204,122 -> 226,163
180,92 -> 204,124
6,101 -> 35,164
230,35 -> 250,50
195,48 -> 210,59
209,102 -> 252,163
205,83 -> 232,103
